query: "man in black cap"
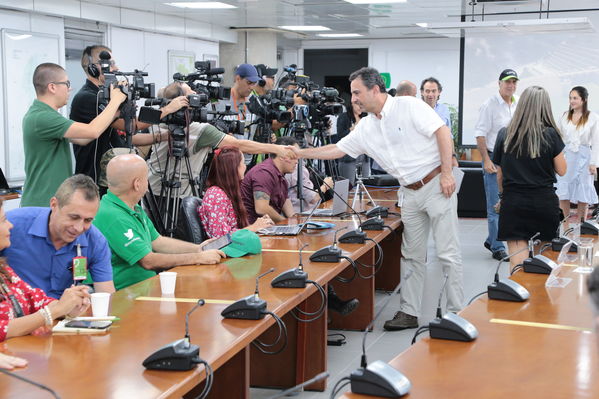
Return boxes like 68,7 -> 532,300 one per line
474,69 -> 519,261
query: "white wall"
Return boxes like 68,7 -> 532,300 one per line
109,26 -> 219,93
301,38 -> 461,110
0,8 -> 65,183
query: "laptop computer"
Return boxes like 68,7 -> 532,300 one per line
259,200 -> 321,236
301,179 -> 349,217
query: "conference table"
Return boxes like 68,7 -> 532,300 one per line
0,187 -> 403,398
342,236 -> 599,398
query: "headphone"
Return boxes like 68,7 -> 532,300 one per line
84,46 -> 100,78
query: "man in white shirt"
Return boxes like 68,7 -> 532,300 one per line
474,69 -> 519,261
291,67 -> 463,331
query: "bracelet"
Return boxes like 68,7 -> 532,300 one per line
39,305 -> 53,326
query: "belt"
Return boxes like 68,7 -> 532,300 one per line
404,166 -> 442,190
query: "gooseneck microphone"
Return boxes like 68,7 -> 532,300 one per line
342,270 -> 413,397
143,299 -> 209,372
222,268 -> 275,320
185,299 -> 206,344
522,232 -> 559,274
0,369 -> 60,399
426,273 -> 478,342
488,245 -> 531,302
254,268 -> 275,299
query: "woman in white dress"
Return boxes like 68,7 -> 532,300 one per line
556,86 -> 599,227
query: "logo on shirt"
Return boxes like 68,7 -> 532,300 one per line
124,229 -> 134,240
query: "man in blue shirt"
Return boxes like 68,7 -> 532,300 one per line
0,175 -> 114,298
421,77 -> 451,128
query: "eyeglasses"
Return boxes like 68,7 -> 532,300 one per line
51,80 -> 71,89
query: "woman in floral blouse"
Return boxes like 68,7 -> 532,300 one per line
199,147 -> 273,238
0,200 -> 90,342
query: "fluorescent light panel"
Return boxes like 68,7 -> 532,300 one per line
279,25 -> 331,31
345,0 -> 406,4
317,33 -> 363,37
165,2 -> 237,9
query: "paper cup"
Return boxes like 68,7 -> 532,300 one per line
91,292 -> 111,317
159,272 -> 177,295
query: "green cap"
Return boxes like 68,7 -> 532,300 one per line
222,229 -> 262,258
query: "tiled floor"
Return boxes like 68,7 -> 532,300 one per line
251,217 -> 502,398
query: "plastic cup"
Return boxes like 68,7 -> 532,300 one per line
578,241 -> 594,269
90,292 -> 111,317
159,272 -> 177,295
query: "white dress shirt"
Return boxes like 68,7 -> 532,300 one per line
474,92 -> 518,152
559,111 -> 599,166
337,95 -> 445,186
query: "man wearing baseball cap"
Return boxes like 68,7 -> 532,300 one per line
474,69 -> 519,261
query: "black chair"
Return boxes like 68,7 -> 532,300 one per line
178,196 -> 207,243
457,161 -> 486,218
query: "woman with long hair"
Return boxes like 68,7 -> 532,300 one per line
555,86 -> 599,227
492,86 -> 567,267
198,147 -> 273,238
0,199 -> 90,341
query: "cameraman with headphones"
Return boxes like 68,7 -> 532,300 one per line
70,45 -> 187,193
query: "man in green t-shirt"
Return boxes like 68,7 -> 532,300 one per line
21,62 -> 127,207
94,154 -> 225,290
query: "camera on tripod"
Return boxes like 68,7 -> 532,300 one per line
97,51 -> 155,104
143,93 -> 210,126
173,61 -> 231,102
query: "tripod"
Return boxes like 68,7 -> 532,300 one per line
157,125 -> 202,237
351,162 -> 375,210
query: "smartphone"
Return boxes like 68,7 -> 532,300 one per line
64,320 -> 112,330
202,233 -> 232,251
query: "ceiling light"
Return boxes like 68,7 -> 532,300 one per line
165,2 -> 237,9
279,26 -> 331,31
345,0 -> 407,4
317,33 -> 364,37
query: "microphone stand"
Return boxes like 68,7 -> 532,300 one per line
297,158 -> 304,214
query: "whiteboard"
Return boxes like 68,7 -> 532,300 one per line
1,29 -> 60,181
461,30 -> 599,146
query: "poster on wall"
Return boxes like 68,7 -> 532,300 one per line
202,54 -> 219,68
167,50 -> 195,81
1,29 -> 60,182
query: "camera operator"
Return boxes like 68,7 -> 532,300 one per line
70,45 -> 186,191
219,63 -> 260,142
21,62 -> 126,207
251,64 -> 285,135
147,81 -> 297,200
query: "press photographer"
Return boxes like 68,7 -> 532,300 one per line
144,81 -> 296,236
70,45 -> 187,191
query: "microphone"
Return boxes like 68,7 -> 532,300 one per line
0,369 -> 60,399
99,50 -> 111,60
487,247 -> 530,302
522,232 -> 559,274
348,270 -> 414,397
309,227 -> 347,263
143,299 -> 206,370
271,244 -> 309,288
428,274 -> 478,342
268,372 -> 330,399
305,165 -> 371,241
221,268 -> 275,320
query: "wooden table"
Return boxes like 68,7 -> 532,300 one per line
0,189 -> 403,398
342,239 -> 599,398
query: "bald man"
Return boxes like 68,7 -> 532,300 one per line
93,154 -> 225,290
395,80 -> 417,97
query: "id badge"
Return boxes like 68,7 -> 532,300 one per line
72,256 -> 88,281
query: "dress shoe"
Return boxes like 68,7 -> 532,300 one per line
383,311 -> 418,331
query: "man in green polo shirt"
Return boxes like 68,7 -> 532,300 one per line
94,154 -> 225,290
21,62 -> 127,207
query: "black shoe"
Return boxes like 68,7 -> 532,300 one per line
328,286 -> 360,316
484,241 -> 492,253
492,249 -> 508,261
383,311 -> 418,331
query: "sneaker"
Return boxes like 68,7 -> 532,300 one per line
383,311 -> 418,331
484,241 -> 492,253
492,249 -> 508,261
